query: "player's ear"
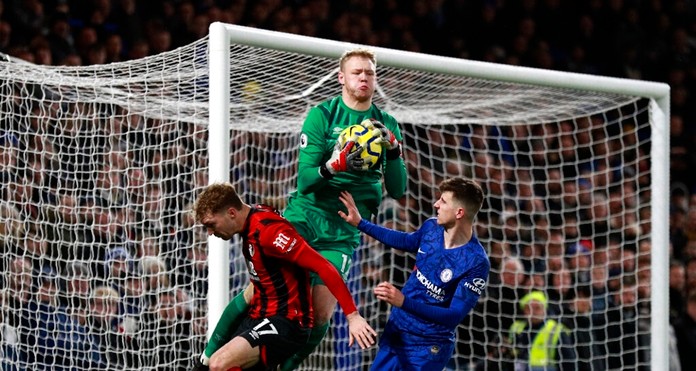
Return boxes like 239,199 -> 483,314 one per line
456,207 -> 467,220
337,70 -> 345,85
226,207 -> 237,218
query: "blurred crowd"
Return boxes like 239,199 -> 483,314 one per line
0,0 -> 695,370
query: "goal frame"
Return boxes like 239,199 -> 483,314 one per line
207,22 -> 670,369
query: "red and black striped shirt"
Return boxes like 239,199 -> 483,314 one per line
240,205 -> 358,328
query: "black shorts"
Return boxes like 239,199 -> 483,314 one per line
233,315 -> 311,370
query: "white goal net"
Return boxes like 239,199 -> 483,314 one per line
0,23 -> 669,371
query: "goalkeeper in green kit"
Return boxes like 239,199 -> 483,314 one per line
195,48 -> 407,370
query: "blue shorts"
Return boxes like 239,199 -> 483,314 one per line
369,341 -> 455,371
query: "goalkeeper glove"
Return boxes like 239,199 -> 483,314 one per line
319,133 -> 367,178
361,118 -> 401,160
192,354 -> 209,371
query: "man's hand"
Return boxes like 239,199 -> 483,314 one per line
321,133 -> 367,177
361,118 -> 398,151
345,312 -> 377,349
338,191 -> 361,227
374,281 -> 405,308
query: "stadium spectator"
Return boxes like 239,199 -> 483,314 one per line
670,260 -> 687,323
675,291 -> 696,371
0,257 -> 37,368
683,208 -> 696,245
33,265 -> 101,370
339,177 -> 489,370
60,260 -> 92,326
476,256 -> 528,370
602,275 -> 647,370
558,286 -> 602,371
0,200 -> 24,251
0,133 -> 19,185
122,262 -> 144,318
133,233 -> 161,258
545,231 -> 567,274
546,266 -> 573,317
103,245 -> 131,283
103,245 -> 144,318
140,255 -> 170,308
87,285 -> 132,368
527,258 -> 548,292
589,264 -> 611,319
46,13 -> 75,65
0,20 -> 11,52
103,33 -> 124,63
508,291 -> 577,370
176,240 -> 208,306
566,242 -> 592,285
141,288 -> 192,370
685,258 -> 696,298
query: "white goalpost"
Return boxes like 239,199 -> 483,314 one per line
0,20 -> 669,371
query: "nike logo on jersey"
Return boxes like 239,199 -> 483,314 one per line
417,248 -> 426,254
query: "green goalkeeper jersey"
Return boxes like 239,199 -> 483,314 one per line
283,96 -> 407,253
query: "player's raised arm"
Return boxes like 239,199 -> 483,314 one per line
338,191 -> 421,252
290,241 -> 377,349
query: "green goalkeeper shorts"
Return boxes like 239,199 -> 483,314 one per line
285,206 -> 360,253
290,217 -> 354,286
285,201 -> 365,286
310,249 -> 352,286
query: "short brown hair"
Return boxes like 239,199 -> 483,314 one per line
193,183 -> 243,222
339,48 -> 376,71
439,177 -> 484,220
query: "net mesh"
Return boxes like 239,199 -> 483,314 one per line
0,33 -> 655,370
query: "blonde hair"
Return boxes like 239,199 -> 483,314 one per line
91,285 -> 120,303
339,48 -> 376,71
0,201 -> 25,243
140,256 -> 170,288
140,256 -> 166,274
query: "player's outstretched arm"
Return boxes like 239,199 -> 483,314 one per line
338,191 -> 421,252
292,242 -> 377,349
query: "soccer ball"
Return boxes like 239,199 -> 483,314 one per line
337,123 -> 383,168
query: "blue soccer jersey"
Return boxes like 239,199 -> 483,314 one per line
358,217 -> 490,345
